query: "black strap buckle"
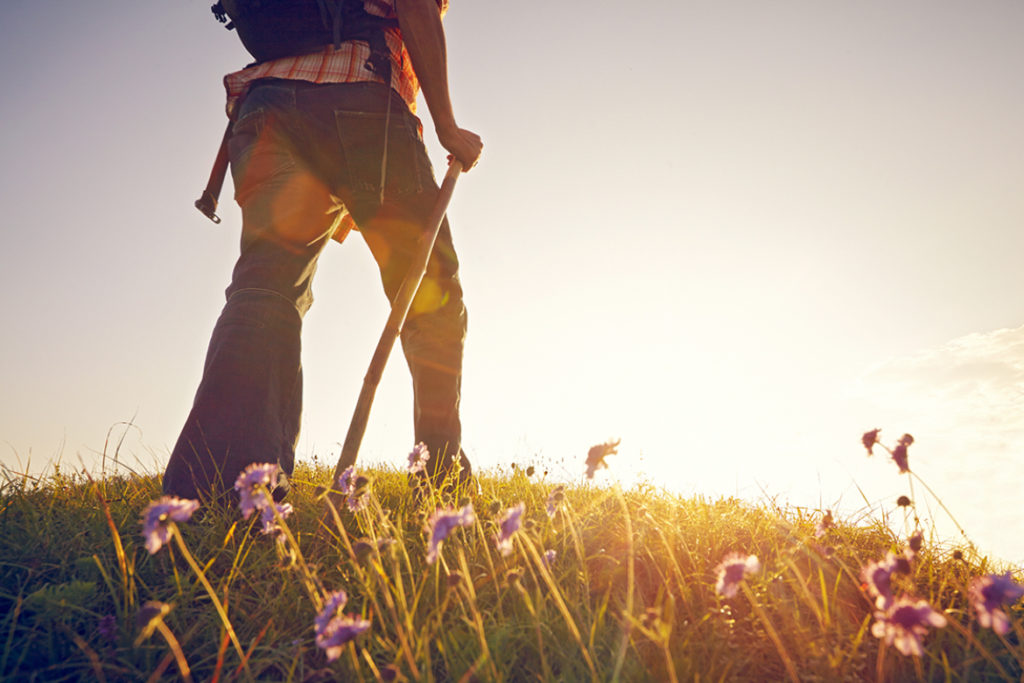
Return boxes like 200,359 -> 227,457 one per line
194,190 -> 222,224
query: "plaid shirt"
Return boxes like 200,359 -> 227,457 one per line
223,0 -> 448,117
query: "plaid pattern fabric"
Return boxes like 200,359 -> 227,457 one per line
223,0 -> 448,117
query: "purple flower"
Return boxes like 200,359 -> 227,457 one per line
335,467 -> 370,511
316,615 -> 371,661
862,429 -> 880,456
495,502 -> 525,557
585,439 -> 620,479
426,504 -> 476,564
337,466 -> 357,495
347,475 -> 371,512
407,442 -> 431,474
969,573 -> 1024,635
545,485 -> 565,518
347,492 -> 369,512
862,553 -> 902,609
96,614 -> 118,643
141,496 -> 199,554
543,549 -> 557,566
314,592 -> 369,660
260,502 -> 293,541
905,531 -> 924,560
315,589 -> 349,636
871,596 -> 947,656
234,463 -> 279,519
714,553 -> 760,598
891,434 -> 913,473
136,601 -> 171,640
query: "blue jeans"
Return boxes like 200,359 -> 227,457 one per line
163,80 -> 470,502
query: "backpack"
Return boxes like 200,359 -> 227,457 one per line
210,0 -> 397,67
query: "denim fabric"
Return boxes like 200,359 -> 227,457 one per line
163,80 -> 470,502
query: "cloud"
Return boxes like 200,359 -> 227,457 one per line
861,324 -> 1024,451
853,324 -> 1024,563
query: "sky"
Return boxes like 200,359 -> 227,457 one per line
1,1 -> 1022,564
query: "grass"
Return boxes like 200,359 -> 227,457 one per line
0,440 -> 1022,682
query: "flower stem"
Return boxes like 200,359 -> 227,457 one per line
170,525 -> 251,679
740,581 -> 799,683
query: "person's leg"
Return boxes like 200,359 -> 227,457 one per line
330,87 -> 471,486
358,205 -> 470,485
163,81 -> 339,503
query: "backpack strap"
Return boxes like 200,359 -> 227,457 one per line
194,119 -> 233,224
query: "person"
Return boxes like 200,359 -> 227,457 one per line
162,0 -> 482,504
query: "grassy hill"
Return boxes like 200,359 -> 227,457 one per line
1,451 -> 1021,681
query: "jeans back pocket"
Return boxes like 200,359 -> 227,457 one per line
335,109 -> 431,205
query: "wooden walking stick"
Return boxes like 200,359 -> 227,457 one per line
325,159 -> 464,509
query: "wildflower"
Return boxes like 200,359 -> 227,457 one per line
347,476 -> 371,512
862,428 -> 880,455
862,553 -> 902,609
905,531 -> 924,560
337,466 -> 357,495
96,614 -> 118,643
495,502 -> 525,557
585,439 -> 620,479
141,496 -> 199,554
546,485 -> 565,518
715,553 -> 760,598
136,601 -> 171,641
315,590 -> 349,636
891,434 -> 913,473
426,504 -> 476,564
260,502 -> 293,541
969,573 -> 1024,635
234,462 -> 279,519
543,549 -> 557,566
814,510 -> 834,538
871,596 -> 947,656
407,442 -> 431,474
897,495 -> 911,507
316,614 -> 371,661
